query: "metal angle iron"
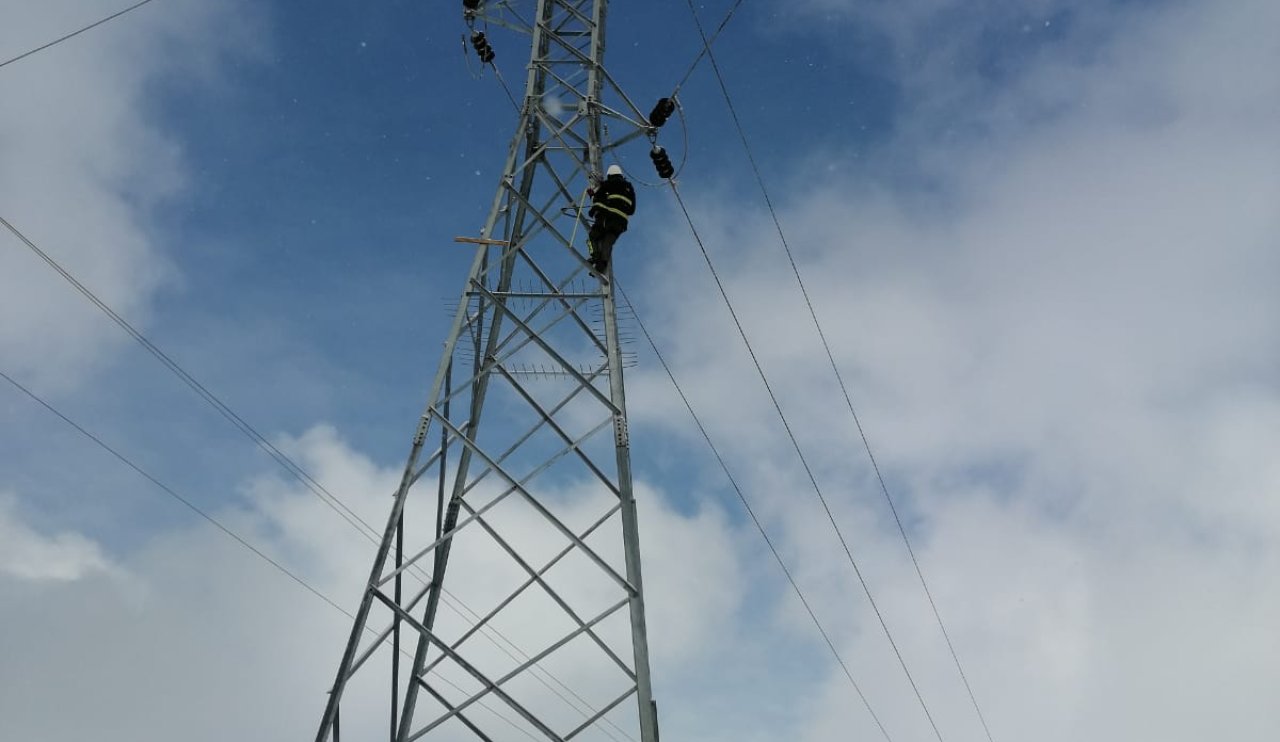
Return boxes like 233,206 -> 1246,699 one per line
315,2 -> 661,741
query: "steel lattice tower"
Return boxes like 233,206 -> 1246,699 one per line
316,2 -> 661,741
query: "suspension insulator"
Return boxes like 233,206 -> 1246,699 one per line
650,146 -> 675,179
470,30 -> 495,64
648,98 -> 676,128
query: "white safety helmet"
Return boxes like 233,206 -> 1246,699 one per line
606,164 -> 623,177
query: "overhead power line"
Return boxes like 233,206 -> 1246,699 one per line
665,182 -> 947,742
678,3 -> 997,741
466,6 -> 930,734
0,0 -> 162,71
0,367 -> 541,742
0,215 -> 630,741
0,217 -> 372,540
616,283 -> 893,742
473,19 -> 889,737
0,368 -> 347,616
671,0 -> 747,95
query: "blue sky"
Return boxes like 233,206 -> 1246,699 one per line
3,0 -> 908,536
3,1 -> 1280,741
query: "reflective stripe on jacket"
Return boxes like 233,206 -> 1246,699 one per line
591,174 -> 636,229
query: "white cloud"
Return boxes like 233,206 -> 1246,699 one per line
790,0 -> 1104,76
0,0 -> 261,393
0,492 -> 351,741
0,423 -> 748,741
0,493 -> 114,580
2,1 -> 1278,741
624,1 -> 1280,740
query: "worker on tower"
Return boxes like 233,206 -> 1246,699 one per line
586,164 -> 636,276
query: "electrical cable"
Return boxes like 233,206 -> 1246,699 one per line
3,0 -> 975,732
0,216 -> 374,542
2,0 -> 616,722
670,0 -> 748,96
678,4 -> 997,740
0,367 -> 347,616
0,215 -> 630,742
0,0 -> 161,71
490,64 -> 524,116
615,282 -> 893,742
0,367 -> 541,742
665,182 -> 947,742
480,18 -> 921,734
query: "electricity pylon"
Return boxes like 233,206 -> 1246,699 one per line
316,2 -> 662,741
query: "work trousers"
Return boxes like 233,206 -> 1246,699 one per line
588,212 -> 627,271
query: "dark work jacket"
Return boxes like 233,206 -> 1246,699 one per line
591,175 -> 636,231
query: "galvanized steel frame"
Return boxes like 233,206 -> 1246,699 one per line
315,1 -> 659,740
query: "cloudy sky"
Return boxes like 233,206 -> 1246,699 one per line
2,0 -> 1278,740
